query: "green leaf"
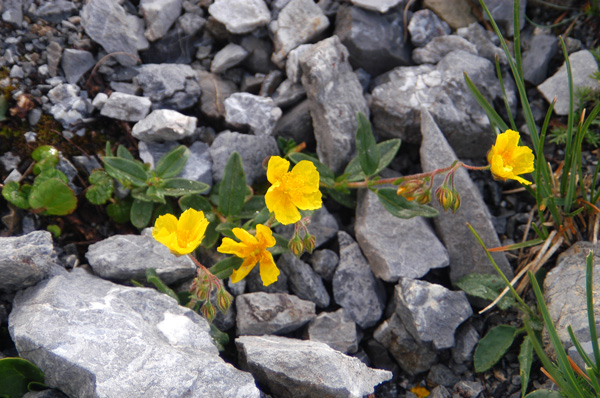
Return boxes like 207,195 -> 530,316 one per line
238,195 -> 266,219
46,224 -> 61,238
268,233 -> 291,255
288,152 -> 335,186
107,199 -> 132,224
209,256 -> 244,280
28,178 -> 77,215
215,222 -> 237,239
519,336 -> 533,397
325,188 -> 356,208
103,157 -> 149,187
2,181 -> 31,209
34,168 -> 68,186
0,95 -> 8,122
130,199 -> 154,228
116,145 -> 134,160
455,273 -> 517,310
0,357 -> 45,398
355,112 -> 380,176
376,188 -> 438,218
154,145 -> 190,179
210,323 -> 229,352
162,178 -> 209,196
146,268 -> 180,303
131,186 -> 164,204
179,194 -> 213,212
32,146 -> 59,175
474,325 -> 518,372
202,214 -> 220,249
86,170 -> 114,205
524,391 -> 563,398
218,152 -> 246,217
344,139 -> 401,182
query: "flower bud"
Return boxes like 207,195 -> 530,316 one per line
303,234 -> 316,254
196,280 -> 211,302
450,189 -> 461,213
415,188 -> 431,205
216,287 -> 233,314
435,185 -> 454,212
201,301 -> 216,323
288,236 -> 304,257
396,180 -> 424,201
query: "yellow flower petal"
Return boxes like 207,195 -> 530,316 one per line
267,156 -> 290,184
230,261 -> 256,284
256,224 -> 276,248
152,209 -> 208,256
232,227 -> 258,246
259,251 -> 279,286
217,237 -> 248,257
488,130 -> 534,185
265,186 -> 302,225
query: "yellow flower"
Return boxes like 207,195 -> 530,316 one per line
217,224 -> 279,286
265,156 -> 322,225
410,386 -> 430,398
152,208 -> 209,256
487,129 -> 535,185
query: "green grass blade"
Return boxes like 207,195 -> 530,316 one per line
586,251 -> 600,372
464,72 -> 509,131
558,36 -> 576,196
495,56 -> 517,131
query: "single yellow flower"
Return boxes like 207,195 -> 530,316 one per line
265,156 -> 322,225
410,386 -> 430,398
217,224 -> 279,286
487,129 -> 535,185
152,208 -> 209,256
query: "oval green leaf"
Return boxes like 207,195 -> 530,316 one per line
455,273 -> 517,310
162,178 -> 209,196
344,139 -> 401,182
238,195 -> 266,219
86,171 -> 114,205
28,178 -> 77,215
130,199 -> 154,228
107,199 -> 132,224
376,188 -> 438,218
116,145 -> 135,160
0,357 -> 45,398
355,112 -> 380,176
209,256 -> 244,280
218,152 -> 246,217
103,157 -> 148,187
2,181 -> 31,210
154,145 -> 190,179
179,194 -> 213,212
474,324 -> 517,373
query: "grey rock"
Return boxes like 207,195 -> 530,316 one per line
34,0 -> 77,23
141,28 -> 197,64
80,0 -> 149,66
427,364 -> 459,388
91,92 -> 108,109
1,0 -> 22,25
235,292 -> 316,335
211,44 -> 249,73
350,0 -> 402,13
371,50 -> 513,158
236,335 -> 392,397
138,141 -> 212,188
286,44 -> 312,83
208,0 -> 271,34
22,389 -> 69,398
355,189 -> 448,282
273,99 -> 313,144
278,253 -> 330,308
85,234 -> 196,284
456,22 -> 507,65
240,35 -> 276,74
9,269 -> 260,397
522,34 -> 557,85
0,231 -> 56,294
196,70 -> 237,119
276,205 -> 339,249
46,41 -> 63,77
272,79 -> 306,108
307,308 -> 358,354
335,5 -> 411,76
71,155 -> 102,175
309,248 -> 339,281
109,81 -> 140,95
135,63 -> 201,110
333,231 -> 385,328
408,9 -> 451,47
422,0 -> 477,30
47,83 -> 90,129
61,49 -> 96,84
210,131 -> 279,185
395,278 -> 472,349
452,322 -> 479,363
100,92 -> 151,122
224,93 -> 282,136
0,151 -> 20,172
373,313 -> 438,375
177,12 -> 206,36
140,0 -> 183,42
420,109 -> 512,283
483,0 -> 526,37
270,0 -> 330,67
412,35 -> 477,65
538,50 -> 600,115
299,36 -> 369,173
10,65 -> 23,78
544,242 -> 600,349
245,264 -> 289,294
132,109 -> 197,142
454,381 -> 484,398
430,386 -> 452,398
